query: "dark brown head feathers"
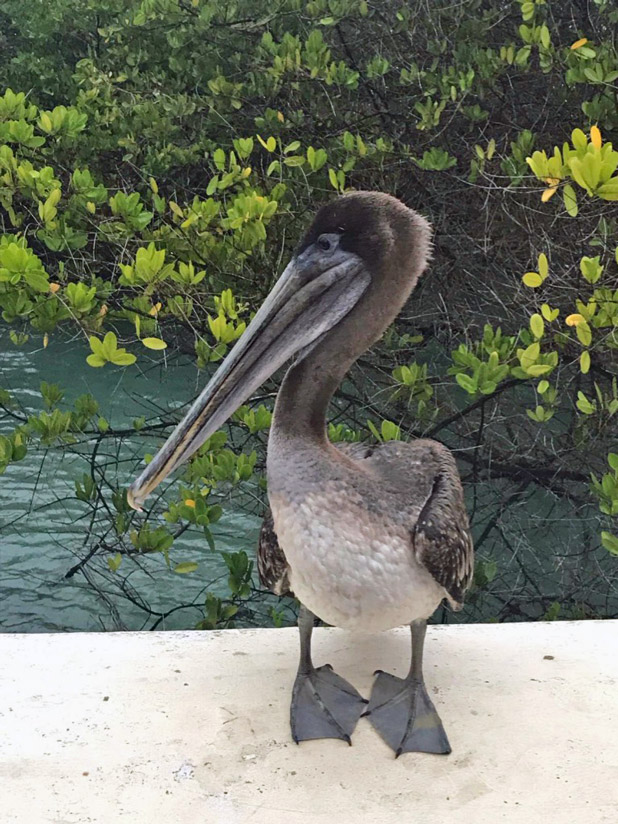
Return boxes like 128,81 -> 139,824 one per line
298,191 -> 432,279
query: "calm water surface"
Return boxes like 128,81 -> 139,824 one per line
0,328 -> 261,632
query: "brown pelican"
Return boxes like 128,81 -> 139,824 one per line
128,191 -> 473,757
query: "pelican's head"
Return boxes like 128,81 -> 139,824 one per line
127,192 -> 431,510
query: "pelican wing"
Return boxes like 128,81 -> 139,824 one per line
363,438 -> 473,609
257,508 -> 291,596
411,454 -> 474,609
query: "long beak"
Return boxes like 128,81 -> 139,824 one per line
127,248 -> 369,510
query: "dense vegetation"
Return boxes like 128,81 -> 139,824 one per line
1,0 -> 617,630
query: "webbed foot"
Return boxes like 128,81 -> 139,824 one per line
363,670 -> 451,756
290,665 -> 367,745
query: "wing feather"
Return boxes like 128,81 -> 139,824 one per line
257,508 -> 291,596
412,466 -> 474,608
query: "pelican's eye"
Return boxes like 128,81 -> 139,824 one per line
317,234 -> 332,252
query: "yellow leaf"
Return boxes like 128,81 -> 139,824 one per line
526,364 -> 552,377
277,111 -> 284,122
570,38 -> 588,50
99,304 -> 108,316
149,176 -> 158,194
181,214 -> 198,229
39,112 -> 53,132
541,186 -> 557,202
49,282 -> 60,294
538,253 -> 548,278
257,134 -> 276,152
43,333 -> 49,348
184,499 -> 196,508
580,351 -> 590,374
541,303 -> 559,322
174,562 -> 198,574
523,271 -> 543,287
169,200 -> 184,217
590,125 -> 602,150
86,201 -> 96,214
142,337 -> 167,350
148,302 -> 162,316
530,313 -> 544,339
566,313 -> 584,326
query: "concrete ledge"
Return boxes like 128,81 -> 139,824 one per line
1,621 -> 616,823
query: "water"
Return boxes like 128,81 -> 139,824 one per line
0,327 -> 262,632
2,328 -> 616,633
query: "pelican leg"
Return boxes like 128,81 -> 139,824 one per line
290,605 -> 367,745
363,620 -> 451,757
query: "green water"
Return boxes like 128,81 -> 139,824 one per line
2,328 -> 615,633
0,328 -> 262,632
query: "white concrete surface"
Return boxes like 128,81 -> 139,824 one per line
0,621 -> 616,824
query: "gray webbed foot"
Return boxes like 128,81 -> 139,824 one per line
291,665 -> 367,745
363,670 -> 451,757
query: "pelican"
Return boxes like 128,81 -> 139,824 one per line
128,191 -> 473,756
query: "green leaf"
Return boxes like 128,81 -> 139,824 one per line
381,420 -> 401,441
580,351 -> 590,374
575,320 -> 592,347
539,25 -> 550,49
88,332 -> 136,367
101,331 -> 118,357
597,179 -> 618,201
520,342 -> 540,369
563,184 -> 578,216
526,364 -> 552,376
142,337 -> 167,350
283,155 -> 305,167
107,553 -> 122,572
541,304 -> 559,322
39,112 -> 53,133
580,255 -> 603,284
523,271 -> 543,288
24,269 -> 50,292
174,561 -> 199,574
111,351 -> 137,366
203,527 -> 216,552
601,532 -> 618,555
530,313 -> 544,339
456,373 -> 477,394
527,406 -> 546,422
576,391 -> 596,414
537,253 -> 548,278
